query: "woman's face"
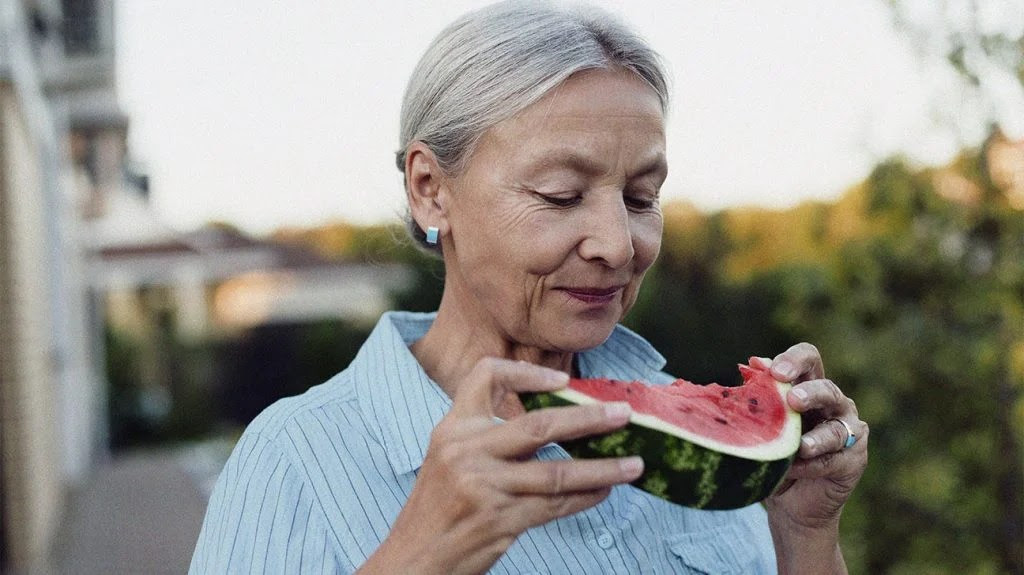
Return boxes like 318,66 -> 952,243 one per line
442,67 -> 667,352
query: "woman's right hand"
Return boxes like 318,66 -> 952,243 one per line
358,358 -> 642,575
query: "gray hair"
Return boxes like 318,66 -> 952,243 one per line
396,0 -> 670,251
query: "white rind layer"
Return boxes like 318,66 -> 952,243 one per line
553,381 -> 802,461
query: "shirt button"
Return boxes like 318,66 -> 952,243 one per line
596,529 -> 614,549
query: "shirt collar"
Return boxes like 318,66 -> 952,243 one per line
352,311 -> 450,475
577,321 -> 668,380
352,311 -> 667,475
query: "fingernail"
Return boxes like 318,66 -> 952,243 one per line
792,387 -> 808,402
604,402 -> 631,421
620,456 -> 644,476
802,435 -> 816,450
548,371 -> 569,386
775,361 -> 797,380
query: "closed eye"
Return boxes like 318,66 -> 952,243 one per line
625,197 -> 656,210
538,193 -> 582,208
625,189 -> 659,211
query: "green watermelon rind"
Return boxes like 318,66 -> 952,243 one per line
524,380 -> 802,510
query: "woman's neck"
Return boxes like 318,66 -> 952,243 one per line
410,290 -> 573,420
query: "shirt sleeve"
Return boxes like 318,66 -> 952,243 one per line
189,432 -> 350,574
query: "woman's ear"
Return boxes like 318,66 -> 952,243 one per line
405,142 -> 451,239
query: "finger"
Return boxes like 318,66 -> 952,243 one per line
483,403 -> 632,458
771,342 -> 825,382
454,358 -> 568,416
786,443 -> 868,481
501,457 -> 644,495
519,488 -> 614,528
799,419 -> 869,458
786,378 -> 856,418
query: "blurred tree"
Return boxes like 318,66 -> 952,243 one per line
627,146 -> 1022,572
778,152 -> 1021,573
627,205 -> 797,384
886,0 -> 1024,144
884,2 -> 1024,570
272,220 -> 356,260
217,320 -> 373,426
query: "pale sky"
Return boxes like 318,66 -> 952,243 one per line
114,1 -> 1020,234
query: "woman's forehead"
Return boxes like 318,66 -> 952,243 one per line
471,116 -> 667,184
520,68 -> 663,121
483,69 -> 664,143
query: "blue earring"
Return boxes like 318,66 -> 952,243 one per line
425,226 -> 439,245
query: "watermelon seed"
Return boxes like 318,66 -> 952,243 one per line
748,398 -> 758,405
721,390 -> 731,398
714,417 -> 728,425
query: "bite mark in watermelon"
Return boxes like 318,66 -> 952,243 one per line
523,358 -> 802,510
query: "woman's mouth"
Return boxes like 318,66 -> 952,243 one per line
560,286 -> 623,304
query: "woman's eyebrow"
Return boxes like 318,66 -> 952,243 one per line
521,150 -> 606,177
630,156 -> 668,180
522,151 -> 667,179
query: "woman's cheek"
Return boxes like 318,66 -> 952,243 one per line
635,217 -> 663,270
521,233 -> 580,274
620,274 -> 646,317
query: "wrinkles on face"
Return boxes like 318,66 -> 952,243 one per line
501,122 -> 666,188
437,68 -> 666,356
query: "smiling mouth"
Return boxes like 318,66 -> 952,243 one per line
559,286 -> 624,304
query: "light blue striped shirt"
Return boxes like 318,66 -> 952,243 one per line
190,311 -> 777,573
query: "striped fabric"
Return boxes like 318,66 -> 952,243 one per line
189,311 -> 777,574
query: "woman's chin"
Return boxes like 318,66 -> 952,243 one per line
543,318 -> 618,352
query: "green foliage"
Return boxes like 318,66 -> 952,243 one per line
628,145 -> 1023,572
104,322 -> 218,448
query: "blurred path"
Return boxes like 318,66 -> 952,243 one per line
51,448 -> 218,575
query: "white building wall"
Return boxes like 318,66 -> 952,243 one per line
55,163 -> 101,484
0,0 -> 110,568
0,84 -> 64,571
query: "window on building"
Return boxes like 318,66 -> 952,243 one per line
62,0 -> 99,56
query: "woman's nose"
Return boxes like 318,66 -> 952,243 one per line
577,196 -> 634,268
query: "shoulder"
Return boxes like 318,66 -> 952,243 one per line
245,309 -> 431,443
189,424 -> 355,573
246,370 -> 364,442
189,374 -> 372,574
237,368 -> 391,504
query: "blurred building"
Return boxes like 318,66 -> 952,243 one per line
93,223 -> 411,338
0,0 -> 118,570
92,221 -> 409,440
3,0 -> 408,568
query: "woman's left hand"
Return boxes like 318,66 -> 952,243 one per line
757,343 -> 867,571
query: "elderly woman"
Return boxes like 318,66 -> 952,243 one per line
190,2 -> 867,573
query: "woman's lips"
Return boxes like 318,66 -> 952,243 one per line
560,286 -> 624,304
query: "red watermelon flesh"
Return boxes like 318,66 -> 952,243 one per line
523,357 -> 801,508
566,359 -> 786,447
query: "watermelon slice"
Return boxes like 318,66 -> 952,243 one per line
523,358 -> 802,509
